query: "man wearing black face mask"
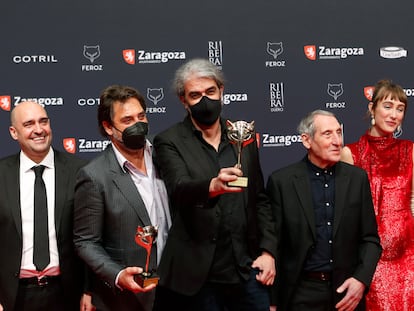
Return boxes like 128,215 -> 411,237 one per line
153,59 -> 277,311
73,85 -> 171,311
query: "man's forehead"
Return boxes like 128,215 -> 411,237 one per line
14,104 -> 47,123
185,77 -> 217,90
314,115 -> 340,131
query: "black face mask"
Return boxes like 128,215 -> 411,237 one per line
189,96 -> 222,125
117,121 -> 148,150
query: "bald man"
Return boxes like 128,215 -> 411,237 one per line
0,102 -> 93,311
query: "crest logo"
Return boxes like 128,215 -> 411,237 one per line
147,88 -> 164,105
63,138 -> 76,154
83,45 -> 101,63
123,49 -> 135,64
364,86 -> 375,101
304,45 -> 317,60
0,95 -> 11,111
267,42 -> 283,59
327,83 -> 344,100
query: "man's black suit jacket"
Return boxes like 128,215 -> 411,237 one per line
0,149 -> 87,311
266,158 -> 382,310
153,116 -> 277,296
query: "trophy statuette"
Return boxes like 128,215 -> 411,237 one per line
134,225 -> 160,287
226,120 -> 255,187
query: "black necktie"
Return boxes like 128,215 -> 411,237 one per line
32,165 -> 50,271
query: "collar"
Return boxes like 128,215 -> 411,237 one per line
111,140 -> 152,173
20,147 -> 54,173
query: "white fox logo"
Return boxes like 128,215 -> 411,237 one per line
147,88 -> 164,105
327,83 -> 343,100
267,42 -> 283,59
83,45 -> 101,63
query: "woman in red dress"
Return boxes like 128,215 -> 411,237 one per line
341,79 -> 414,310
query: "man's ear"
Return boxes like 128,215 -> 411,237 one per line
102,121 -> 113,136
179,95 -> 188,109
9,126 -> 18,141
301,133 -> 311,150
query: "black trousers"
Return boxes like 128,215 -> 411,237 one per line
14,277 -> 65,311
289,277 -> 334,311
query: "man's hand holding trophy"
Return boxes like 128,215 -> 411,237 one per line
226,120 -> 255,187
134,225 -> 160,287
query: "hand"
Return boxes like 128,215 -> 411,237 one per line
117,267 -> 157,293
269,305 -> 277,311
209,167 -> 244,197
335,277 -> 365,311
0,303 -> 3,311
80,293 -> 96,311
252,251 -> 276,286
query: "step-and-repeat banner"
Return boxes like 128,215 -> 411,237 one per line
1,0 -> 412,179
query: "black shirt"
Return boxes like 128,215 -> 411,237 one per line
192,120 -> 250,284
303,157 -> 335,272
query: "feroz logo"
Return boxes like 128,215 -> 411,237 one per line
146,88 -> 167,114
147,88 -> 164,105
267,42 -> 283,59
81,45 -> 103,71
364,86 -> 375,101
63,138 -> 76,154
0,95 -> 11,111
83,45 -> 101,63
265,42 -> 286,67
304,45 -> 317,60
327,83 -> 343,100
326,83 -> 346,109
208,41 -> 223,68
123,49 -> 135,65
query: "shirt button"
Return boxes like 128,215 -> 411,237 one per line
327,221 -> 331,226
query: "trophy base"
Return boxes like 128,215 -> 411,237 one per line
228,176 -> 248,187
134,272 -> 160,287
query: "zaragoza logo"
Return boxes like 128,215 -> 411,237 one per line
364,86 -> 374,101
123,49 -> 135,65
0,95 -> 11,111
63,138 -> 76,154
304,45 -> 317,61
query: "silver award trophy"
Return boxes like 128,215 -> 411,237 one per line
134,225 -> 160,287
226,120 -> 255,187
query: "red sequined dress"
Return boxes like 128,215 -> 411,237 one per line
347,132 -> 414,311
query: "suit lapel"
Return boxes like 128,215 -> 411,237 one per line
54,151 -> 68,235
179,120 -> 219,177
106,147 -> 152,225
333,163 -> 349,237
7,155 -> 23,237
